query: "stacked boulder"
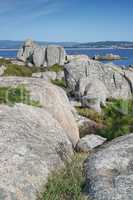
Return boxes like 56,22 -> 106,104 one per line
17,39 -> 66,67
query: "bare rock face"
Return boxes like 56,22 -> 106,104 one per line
33,47 -> 46,67
76,134 -> 106,152
17,39 -> 66,67
0,77 -> 79,146
17,39 -> 37,63
0,65 -> 6,76
0,104 -> 73,200
64,59 -> 133,111
76,115 -> 103,137
84,133 -> 133,200
46,45 -> 66,67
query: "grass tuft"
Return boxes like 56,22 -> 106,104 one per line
0,85 -> 41,107
39,153 -> 88,200
48,64 -> 64,73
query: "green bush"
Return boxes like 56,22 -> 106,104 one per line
48,64 -> 64,73
98,99 -> 133,140
51,79 -> 66,89
75,107 -> 103,124
0,58 -> 11,65
0,85 -> 41,107
3,64 -> 46,77
39,153 -> 88,200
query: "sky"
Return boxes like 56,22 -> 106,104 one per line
0,0 -> 133,42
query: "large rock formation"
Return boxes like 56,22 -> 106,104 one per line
84,133 -> 133,200
64,59 -> 133,111
0,104 -> 73,200
0,77 -> 79,146
17,39 -> 66,67
17,39 -> 37,63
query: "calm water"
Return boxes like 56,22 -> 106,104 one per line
1,48 -> 133,66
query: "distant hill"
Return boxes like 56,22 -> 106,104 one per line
0,40 -> 79,49
0,40 -> 133,49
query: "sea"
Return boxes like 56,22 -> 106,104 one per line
1,48 -> 133,66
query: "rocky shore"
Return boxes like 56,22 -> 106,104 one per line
0,39 -> 133,200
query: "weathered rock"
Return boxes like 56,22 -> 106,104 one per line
0,104 -> 73,200
84,133 -> 133,200
64,59 -> 133,111
32,71 -> 57,81
17,40 -> 66,67
46,45 -> 65,67
11,60 -> 26,66
56,71 -> 64,80
67,55 -> 89,62
17,39 -> 37,63
0,65 -> 6,76
94,53 -> 121,61
33,47 -> 46,67
79,78 -> 108,112
76,134 -> 106,152
76,115 -> 103,137
0,77 -> 79,146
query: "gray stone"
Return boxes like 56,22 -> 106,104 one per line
46,45 -> 66,67
17,40 -> 66,67
32,71 -> 57,81
33,47 -> 46,67
0,104 -> 73,200
76,134 -> 106,152
64,59 -> 133,111
0,77 -> 79,146
0,65 -> 6,76
56,71 -> 64,80
84,133 -> 133,200
76,115 -> 103,137
17,39 -> 37,63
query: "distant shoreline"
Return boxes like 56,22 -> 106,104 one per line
1,48 -> 133,51
0,49 -> 18,51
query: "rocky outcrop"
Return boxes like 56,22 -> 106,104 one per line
46,45 -> 65,67
17,39 -> 66,67
0,104 -> 73,200
64,59 -> 133,111
17,39 -> 37,63
0,65 -> 6,76
76,115 -> 103,137
76,134 -> 106,152
94,53 -> 121,61
32,71 -> 64,81
0,77 -> 79,146
84,133 -> 133,200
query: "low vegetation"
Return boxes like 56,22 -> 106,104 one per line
51,79 -> 66,89
76,99 -> 133,141
76,106 -> 103,123
0,58 -> 63,77
98,99 -> 133,140
48,64 -> 64,73
39,153 -> 88,200
0,85 -> 41,107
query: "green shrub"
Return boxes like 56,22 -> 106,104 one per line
0,58 -> 11,65
48,64 -> 64,73
0,85 -> 41,107
75,107 -> 103,123
3,64 -> 33,77
51,79 -> 66,89
98,99 -> 133,140
39,153 -> 88,200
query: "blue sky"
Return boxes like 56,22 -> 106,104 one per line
0,0 -> 133,42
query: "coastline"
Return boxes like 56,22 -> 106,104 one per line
1,47 -> 133,51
